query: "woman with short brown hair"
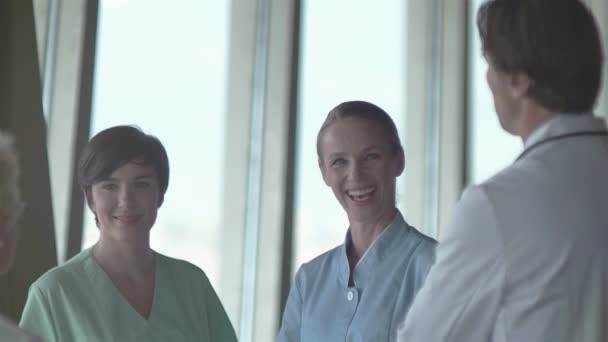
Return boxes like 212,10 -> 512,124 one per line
20,126 -> 237,342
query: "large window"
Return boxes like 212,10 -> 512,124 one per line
29,0 -> 608,340
81,0 -> 233,323
293,0 -> 406,271
32,0 -> 55,121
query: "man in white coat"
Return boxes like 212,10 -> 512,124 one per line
397,0 -> 607,341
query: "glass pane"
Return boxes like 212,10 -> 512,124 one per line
32,0 -> 50,78
82,0 -> 233,321
32,0 -> 55,122
467,0 -> 521,184
294,0 -> 406,273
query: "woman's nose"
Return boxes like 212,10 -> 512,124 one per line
347,162 -> 364,181
117,186 -> 136,206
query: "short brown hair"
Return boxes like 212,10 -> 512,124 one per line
316,101 -> 402,158
78,125 -> 169,206
477,0 -> 604,113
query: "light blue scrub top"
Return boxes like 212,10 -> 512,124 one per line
19,248 -> 237,342
277,211 -> 436,342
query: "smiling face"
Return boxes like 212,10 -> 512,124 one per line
88,161 -> 161,242
318,117 -> 404,225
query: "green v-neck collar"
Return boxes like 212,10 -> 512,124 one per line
82,247 -> 160,324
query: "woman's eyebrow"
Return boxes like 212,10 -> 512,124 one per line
327,152 -> 346,159
361,145 -> 387,152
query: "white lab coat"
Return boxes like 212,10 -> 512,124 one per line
398,114 -> 608,342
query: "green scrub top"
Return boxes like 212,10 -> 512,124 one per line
19,248 -> 237,342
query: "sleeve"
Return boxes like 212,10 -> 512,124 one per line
413,239 -> 437,290
396,186 -> 506,342
19,284 -> 58,342
202,278 -> 238,342
276,268 -> 304,342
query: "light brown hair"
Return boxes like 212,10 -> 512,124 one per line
78,125 -> 170,207
477,0 -> 604,113
316,101 -> 402,159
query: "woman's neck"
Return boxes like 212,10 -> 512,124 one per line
93,236 -> 154,278
347,208 -> 397,270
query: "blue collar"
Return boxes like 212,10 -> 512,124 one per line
338,211 -> 410,287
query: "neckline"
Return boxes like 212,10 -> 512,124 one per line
85,248 -> 160,323
340,211 -> 405,287
517,130 -> 608,161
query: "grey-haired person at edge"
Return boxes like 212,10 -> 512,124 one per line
0,131 -> 41,342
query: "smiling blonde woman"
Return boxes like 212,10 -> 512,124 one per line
277,101 -> 437,342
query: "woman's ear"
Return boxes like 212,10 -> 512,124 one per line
393,147 -> 405,177
84,189 -> 99,227
84,189 -> 94,211
318,158 -> 331,186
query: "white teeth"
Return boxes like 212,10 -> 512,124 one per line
347,187 -> 374,197
114,215 -> 140,222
